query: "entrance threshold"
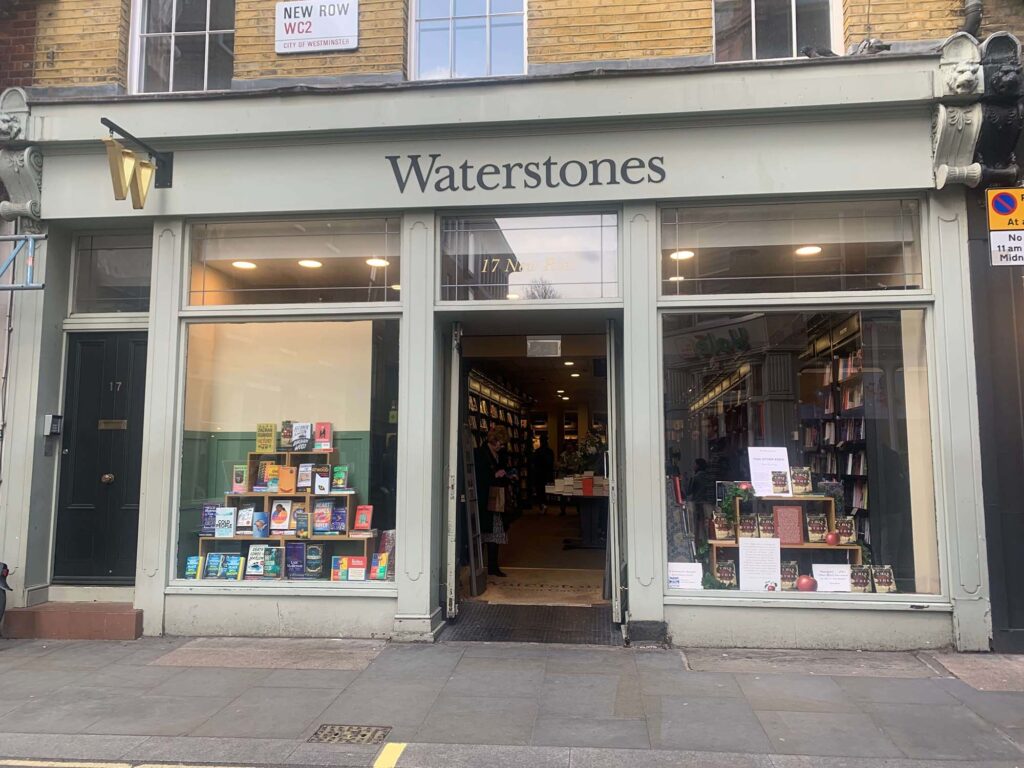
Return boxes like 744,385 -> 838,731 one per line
439,602 -> 621,646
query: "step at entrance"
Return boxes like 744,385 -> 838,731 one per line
440,602 -> 620,645
3,601 -> 142,640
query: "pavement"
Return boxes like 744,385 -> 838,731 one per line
0,636 -> 1022,768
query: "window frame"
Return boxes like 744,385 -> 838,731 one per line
129,0 -> 236,95
409,0 -> 528,81
711,0 -> 843,64
66,228 -> 154,324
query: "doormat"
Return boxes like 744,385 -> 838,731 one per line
463,567 -> 608,607
308,724 -> 392,744
439,602 -> 621,645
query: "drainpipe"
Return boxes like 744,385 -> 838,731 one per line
961,0 -> 982,37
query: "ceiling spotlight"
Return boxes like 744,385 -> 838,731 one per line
390,284 -> 401,291
507,293 -> 521,300
556,389 -> 565,394
366,257 -> 390,267
564,361 -> 574,367
795,245 -> 822,256
298,259 -> 322,269
669,250 -> 695,260
562,396 -> 570,401
668,275 -> 686,282
570,372 -> 581,378
232,261 -> 257,270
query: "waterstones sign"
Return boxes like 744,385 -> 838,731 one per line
385,154 -> 667,194
275,0 -> 358,53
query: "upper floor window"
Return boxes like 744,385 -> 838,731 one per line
414,0 -> 525,80
137,0 -> 235,93
715,0 -> 832,62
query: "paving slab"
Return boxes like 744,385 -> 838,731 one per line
83,694 -> 235,736
0,732 -> 148,760
317,680 -> 446,727
414,693 -> 539,745
261,667 -> 361,689
539,673 -> 625,718
361,644 -> 465,682
768,758 -> 1024,768
0,687 -> 127,734
638,669 -> 743,698
927,652 -> 1024,692
121,735 -> 301,764
833,676 -> 961,705
685,649 -> 937,678
283,742 -> 383,767
570,746 -> 775,767
736,673 -> 860,713
190,685 -> 340,738
398,742 -> 570,768
0,667 -> 89,698
442,656 -> 547,698
865,702 -> 1024,760
756,710 -> 903,758
937,678 -> 1024,728
146,665 -> 274,697
644,694 -> 773,753
445,641 -> 552,660
150,637 -> 386,670
532,715 -> 650,748
632,649 -> 689,673
74,662 -> 184,692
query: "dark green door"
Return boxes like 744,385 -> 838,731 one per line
53,332 -> 147,585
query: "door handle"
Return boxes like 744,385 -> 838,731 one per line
100,473 -> 115,485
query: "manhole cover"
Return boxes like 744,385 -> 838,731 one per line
308,724 -> 392,745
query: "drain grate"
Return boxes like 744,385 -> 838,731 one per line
308,724 -> 392,745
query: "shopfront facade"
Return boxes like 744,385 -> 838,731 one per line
0,48 -> 994,649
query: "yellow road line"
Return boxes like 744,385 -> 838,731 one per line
373,742 -> 406,768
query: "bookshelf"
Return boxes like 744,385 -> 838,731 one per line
467,371 -> 530,495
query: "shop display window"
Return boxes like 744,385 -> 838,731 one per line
176,319 -> 399,584
189,217 -> 401,306
440,213 -> 618,301
72,232 -> 153,314
664,309 -> 939,595
660,200 -> 922,295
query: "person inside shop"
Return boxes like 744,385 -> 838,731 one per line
476,424 -> 514,578
685,458 -> 714,503
531,435 -> 555,509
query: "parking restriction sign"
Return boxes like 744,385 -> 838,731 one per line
987,188 -> 1024,265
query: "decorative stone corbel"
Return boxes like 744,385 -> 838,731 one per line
935,104 -> 984,188
0,88 -> 29,142
939,32 -> 984,98
0,146 -> 42,221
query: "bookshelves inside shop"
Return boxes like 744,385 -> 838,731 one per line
466,371 -> 530,497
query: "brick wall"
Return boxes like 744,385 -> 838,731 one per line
980,0 -> 1024,39
234,0 -> 406,82
32,0 -> 130,89
528,0 -> 712,63
843,0 -> 1024,50
0,4 -> 38,89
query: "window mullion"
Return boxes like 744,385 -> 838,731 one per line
749,0 -> 757,59
790,0 -> 798,57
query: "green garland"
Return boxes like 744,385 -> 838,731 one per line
717,482 -> 754,525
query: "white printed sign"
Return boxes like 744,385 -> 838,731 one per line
812,564 -> 852,592
275,1 -> 359,54
990,230 -> 1024,266
668,562 -> 704,590
739,537 -> 782,592
747,446 -> 792,497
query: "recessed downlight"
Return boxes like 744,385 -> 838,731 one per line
668,275 -> 686,282
669,250 -> 695,260
564,361 -> 575,367
298,259 -> 322,269
562,396 -> 570,401
556,389 -> 565,394
232,261 -> 257,270
507,293 -> 521,300
795,245 -> 822,256
366,257 -> 390,267
570,372 -> 581,378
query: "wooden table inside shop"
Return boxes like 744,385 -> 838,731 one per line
708,494 -> 862,571
550,491 -> 609,550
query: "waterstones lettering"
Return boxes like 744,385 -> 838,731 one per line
385,154 -> 667,194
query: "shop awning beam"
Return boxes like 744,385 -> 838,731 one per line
0,233 -> 45,290
100,118 -> 174,189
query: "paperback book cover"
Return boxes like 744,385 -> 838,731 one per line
252,509 -> 270,538
270,500 -> 294,532
806,513 -> 828,543
285,541 -> 306,579
850,564 -> 873,592
379,529 -> 396,580
711,512 -> 734,541
331,556 -> 349,581
331,464 -> 349,492
871,565 -> 896,593
354,505 -> 373,531
331,506 -> 348,533
237,505 -> 255,535
291,422 -> 313,451
305,544 -> 324,579
780,561 -> 799,590
184,555 -> 201,579
789,466 -> 813,495
254,461 -> 272,492
312,499 -> 334,534
245,544 -> 267,577
278,466 -> 297,494
313,465 -> 331,494
314,422 -> 333,451
756,513 -> 776,538
348,555 -> 368,581
738,514 -> 758,538
201,503 -> 218,535
280,420 -> 293,451
714,560 -> 737,587
223,554 -> 245,580
232,464 -> 248,493
204,553 -> 226,579
262,546 -> 284,578
835,516 -> 857,545
297,463 -> 313,490
214,507 -> 237,539
256,422 -> 276,453
294,507 -> 309,538
370,553 -> 389,580
266,465 -> 280,493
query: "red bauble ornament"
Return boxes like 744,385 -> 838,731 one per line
825,532 -> 841,546
796,575 -> 818,592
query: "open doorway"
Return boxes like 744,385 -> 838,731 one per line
442,322 -> 625,644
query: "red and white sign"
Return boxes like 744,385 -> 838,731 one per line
275,1 -> 359,54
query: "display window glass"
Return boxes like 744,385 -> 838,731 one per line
440,213 -> 619,301
189,217 -> 401,306
176,319 -> 399,584
660,200 -> 922,295
73,232 -> 153,314
663,309 -> 939,596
